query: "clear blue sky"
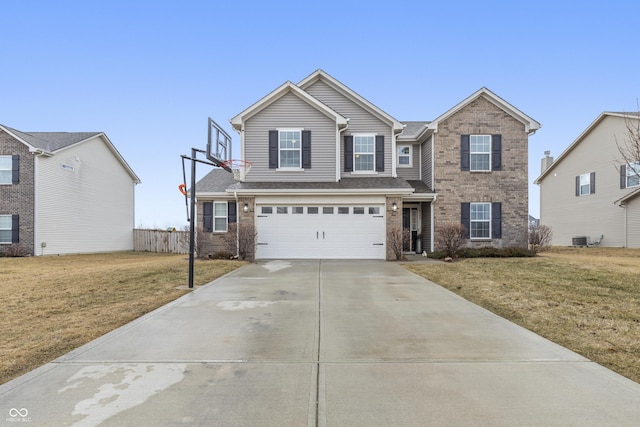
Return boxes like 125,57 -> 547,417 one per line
2,0 -> 639,227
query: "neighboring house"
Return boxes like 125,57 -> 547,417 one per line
0,124 -> 140,256
196,70 -> 540,260
529,215 -> 540,227
534,112 -> 640,248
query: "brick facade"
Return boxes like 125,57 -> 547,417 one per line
196,196 -> 256,260
386,196 -> 403,260
433,96 -> 529,248
0,130 -> 35,255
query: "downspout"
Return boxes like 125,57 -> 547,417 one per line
431,134 -> 436,252
431,193 -> 437,252
33,152 -> 39,255
337,120 -> 349,181
392,130 -> 397,178
234,191 -> 240,259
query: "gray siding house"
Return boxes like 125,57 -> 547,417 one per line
535,112 -> 640,248
0,125 -> 140,256
196,70 -> 540,260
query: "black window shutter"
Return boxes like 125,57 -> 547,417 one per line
620,165 -> 627,189
12,214 -> 19,243
461,135 -> 470,171
203,202 -> 213,232
590,172 -> 596,194
375,135 -> 384,172
491,135 -> 502,171
491,202 -> 502,239
461,202 -> 470,239
302,130 -> 311,169
575,176 -> 580,196
12,155 -> 19,184
344,135 -> 353,172
268,130 -> 278,169
228,201 -> 237,224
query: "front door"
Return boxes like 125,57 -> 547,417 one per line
402,208 -> 418,252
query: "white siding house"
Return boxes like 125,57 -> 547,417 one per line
35,135 -> 138,255
0,125 -> 140,256
535,113 -> 640,248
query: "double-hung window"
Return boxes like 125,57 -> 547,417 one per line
470,135 -> 491,171
0,215 -> 12,244
579,173 -> 590,195
470,203 -> 491,239
626,162 -> 640,188
576,172 -> 595,196
279,129 -> 301,168
397,145 -> 411,167
214,202 -> 228,232
354,135 -> 375,172
0,156 -> 12,184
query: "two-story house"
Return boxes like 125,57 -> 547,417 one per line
196,70 -> 540,260
535,112 -> 640,248
0,124 -> 140,256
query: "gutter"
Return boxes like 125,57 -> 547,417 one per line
234,191 -> 240,259
337,119 -> 349,181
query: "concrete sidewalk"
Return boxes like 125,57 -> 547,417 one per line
2,260 -> 639,426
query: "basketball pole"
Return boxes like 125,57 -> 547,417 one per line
183,148 -> 215,289
188,147 -> 198,289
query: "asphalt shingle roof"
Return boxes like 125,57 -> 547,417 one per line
399,121 -> 430,139
1,124 -> 101,152
195,170 -> 435,194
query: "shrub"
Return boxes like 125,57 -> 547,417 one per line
435,224 -> 467,258
221,223 -> 257,261
210,251 -> 236,260
529,224 -> 553,254
428,247 -> 535,259
388,226 -> 411,261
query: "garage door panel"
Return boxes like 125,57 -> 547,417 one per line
256,205 -> 385,259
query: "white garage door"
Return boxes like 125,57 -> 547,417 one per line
255,204 -> 386,259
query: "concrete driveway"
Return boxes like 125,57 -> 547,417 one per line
2,260 -> 639,426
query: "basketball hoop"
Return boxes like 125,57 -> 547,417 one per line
222,159 -> 252,181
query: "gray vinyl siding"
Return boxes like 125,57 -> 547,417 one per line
422,136 -> 433,189
539,115 -> 630,247
396,143 -> 420,180
304,80 -> 393,178
243,92 -> 337,182
627,196 -> 640,248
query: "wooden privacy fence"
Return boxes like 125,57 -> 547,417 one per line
134,229 -> 189,254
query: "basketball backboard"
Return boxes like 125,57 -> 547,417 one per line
207,118 -> 232,172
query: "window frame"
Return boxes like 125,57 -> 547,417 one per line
213,201 -> 228,232
469,135 -> 491,172
277,128 -> 302,169
626,162 -> 640,188
470,202 -> 491,240
0,214 -> 12,244
353,134 -> 376,172
397,145 -> 412,168
0,155 -> 12,185
579,173 -> 591,196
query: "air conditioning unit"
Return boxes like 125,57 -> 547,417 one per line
572,236 -> 588,246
